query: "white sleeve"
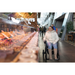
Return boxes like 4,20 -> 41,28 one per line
53,32 -> 59,44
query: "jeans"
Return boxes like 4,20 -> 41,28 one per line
47,42 -> 57,49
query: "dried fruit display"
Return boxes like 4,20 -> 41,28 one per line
0,30 -> 36,62
17,32 -> 39,63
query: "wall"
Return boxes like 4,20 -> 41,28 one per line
55,21 -> 63,28
55,21 -> 63,35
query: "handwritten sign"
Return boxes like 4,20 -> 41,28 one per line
21,18 -> 35,25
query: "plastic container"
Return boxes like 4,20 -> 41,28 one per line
0,52 -> 7,59
27,47 -> 40,54
19,52 -> 37,59
18,58 -> 38,63
19,53 -> 37,60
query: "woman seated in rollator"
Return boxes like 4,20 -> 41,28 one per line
43,26 -> 59,60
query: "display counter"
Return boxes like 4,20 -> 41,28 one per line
17,32 -> 39,63
0,30 -> 39,63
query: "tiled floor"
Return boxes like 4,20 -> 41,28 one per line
38,33 -> 75,62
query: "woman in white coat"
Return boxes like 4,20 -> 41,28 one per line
43,26 -> 59,60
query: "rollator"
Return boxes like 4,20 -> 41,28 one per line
42,41 -> 60,62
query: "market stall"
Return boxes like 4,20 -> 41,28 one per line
0,30 -> 39,62
17,32 -> 39,63
0,13 -> 39,63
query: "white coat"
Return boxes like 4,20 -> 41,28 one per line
43,30 -> 59,44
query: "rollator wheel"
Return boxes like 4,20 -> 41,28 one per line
56,49 -> 60,60
58,56 -> 60,60
42,50 -> 47,62
57,44 -> 60,60
45,52 -> 47,62
43,50 -> 45,62
47,48 -> 49,54
57,53 -> 60,60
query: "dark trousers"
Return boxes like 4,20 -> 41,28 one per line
40,31 -> 41,36
42,31 -> 43,39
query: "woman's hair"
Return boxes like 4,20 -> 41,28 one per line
51,24 -> 54,26
48,26 -> 54,30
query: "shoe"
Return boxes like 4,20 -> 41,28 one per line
54,58 -> 58,61
49,58 -> 53,61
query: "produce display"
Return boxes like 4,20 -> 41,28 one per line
2,32 -> 11,38
0,31 -> 14,47
0,13 -> 39,62
0,33 -> 5,40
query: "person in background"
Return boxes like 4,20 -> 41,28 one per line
51,24 -> 56,31
41,27 -> 44,39
39,27 -> 42,36
51,24 -> 58,33
43,26 -> 59,60
34,28 -> 36,31
38,27 -> 39,32
43,26 -> 46,35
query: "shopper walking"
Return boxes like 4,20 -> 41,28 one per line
41,27 -> 44,39
39,27 -> 42,36
43,26 -> 59,60
38,27 -> 39,32
51,24 -> 56,31
43,26 -> 46,35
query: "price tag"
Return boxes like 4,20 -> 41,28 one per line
2,33 -> 9,39
8,32 -> 14,37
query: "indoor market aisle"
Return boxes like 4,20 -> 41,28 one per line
38,33 -> 45,62
38,33 -> 75,62
38,33 -> 57,62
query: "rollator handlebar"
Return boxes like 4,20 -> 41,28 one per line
44,41 -> 46,44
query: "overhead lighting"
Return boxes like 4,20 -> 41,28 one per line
11,17 -> 20,23
17,12 -> 22,15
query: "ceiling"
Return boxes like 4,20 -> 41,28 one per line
37,12 -> 49,26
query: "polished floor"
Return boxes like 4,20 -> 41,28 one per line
65,40 -> 75,47
38,33 -> 75,62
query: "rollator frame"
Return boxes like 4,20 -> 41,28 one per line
43,41 -> 60,62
